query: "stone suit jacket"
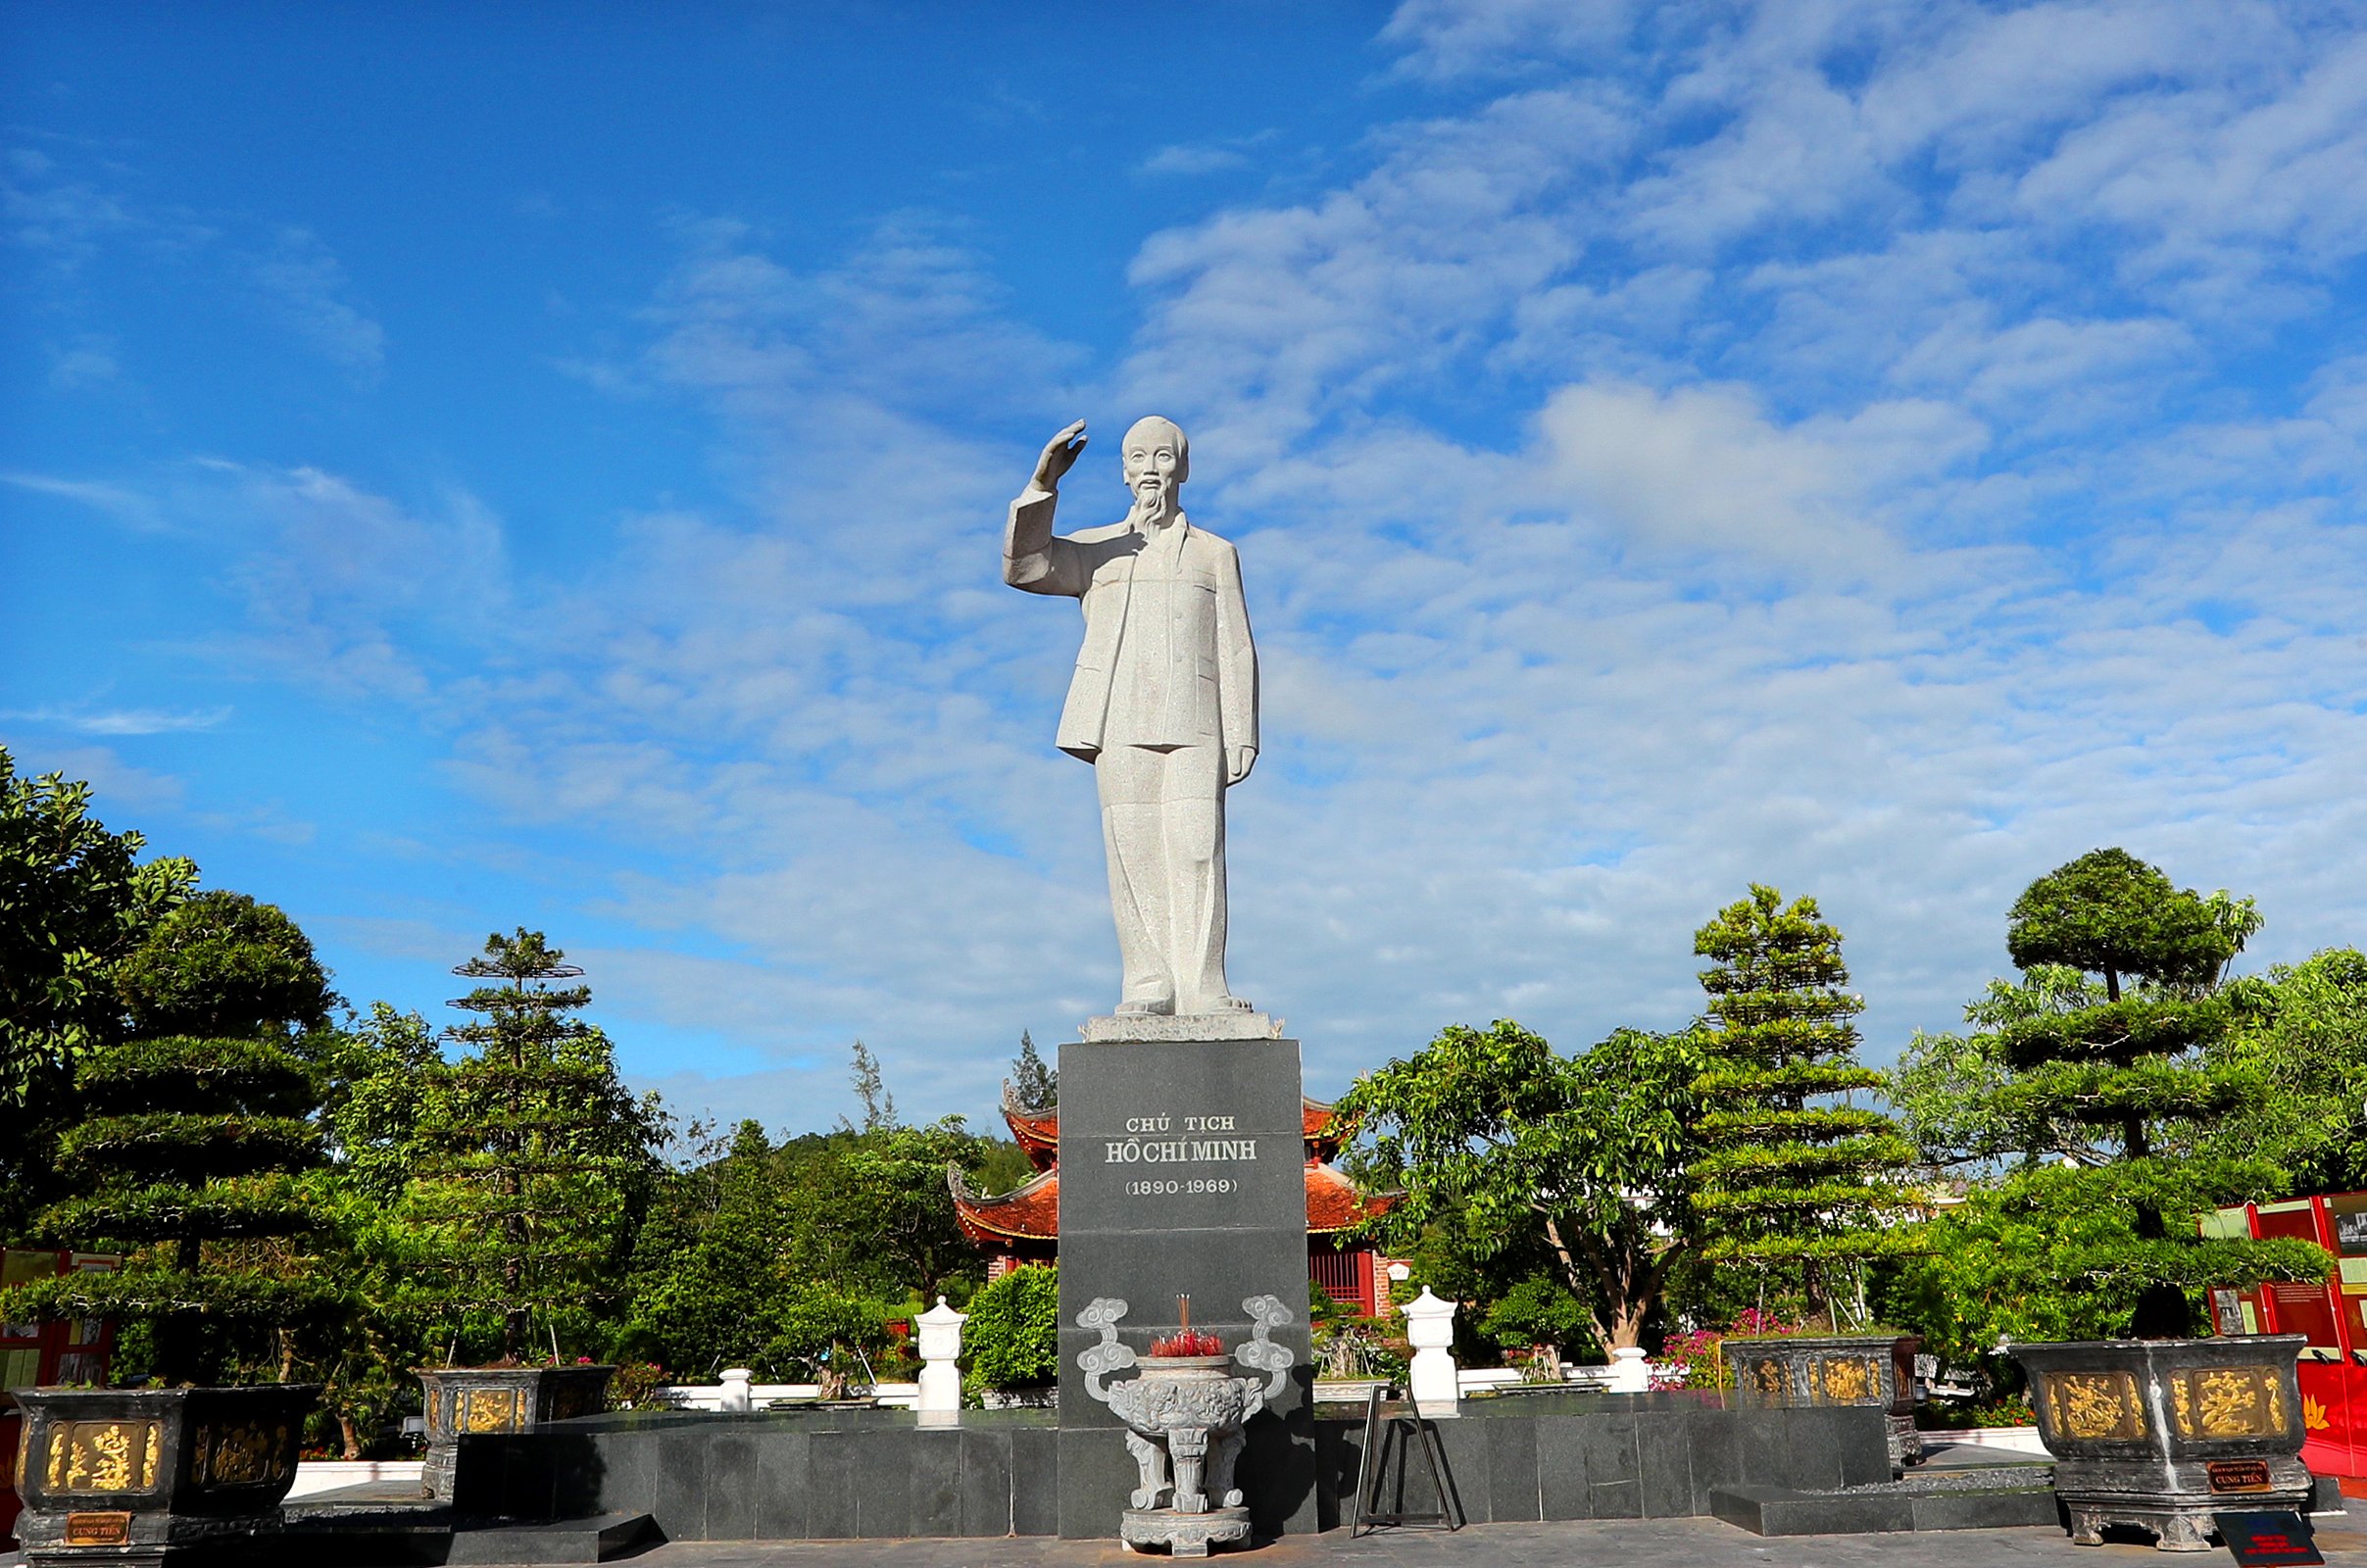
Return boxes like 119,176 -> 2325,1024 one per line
1003,487 -> 1257,763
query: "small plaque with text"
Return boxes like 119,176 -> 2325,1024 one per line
65,1511 -> 132,1546
2207,1459 -> 2274,1494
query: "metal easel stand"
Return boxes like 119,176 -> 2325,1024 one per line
1350,1386 -> 1464,1537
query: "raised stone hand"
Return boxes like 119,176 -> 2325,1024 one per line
1031,418 -> 1088,493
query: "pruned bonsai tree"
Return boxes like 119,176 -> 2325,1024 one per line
6,891 -> 337,1385
1988,849 -> 2323,1338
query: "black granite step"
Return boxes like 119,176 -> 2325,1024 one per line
445,1510 -> 661,1563
1710,1465 -> 2062,1537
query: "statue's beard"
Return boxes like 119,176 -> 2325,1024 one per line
1131,480 -> 1175,524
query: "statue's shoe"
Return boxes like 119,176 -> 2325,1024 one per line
1115,998 -> 1175,1016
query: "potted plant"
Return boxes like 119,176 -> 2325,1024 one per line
1689,887 -> 1928,1471
400,933 -> 657,1497
1718,1319 -> 1926,1471
1980,851 -> 2329,1549
1,893 -> 334,1563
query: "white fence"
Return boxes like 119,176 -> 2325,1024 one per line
656,1378 -> 919,1410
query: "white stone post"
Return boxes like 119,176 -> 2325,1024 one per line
1402,1287 -> 1459,1419
1606,1346 -> 1651,1393
916,1295 -> 966,1427
719,1366 -> 754,1412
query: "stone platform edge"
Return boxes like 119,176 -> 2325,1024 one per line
1077,1012 -> 1283,1042
451,1396 -> 1904,1544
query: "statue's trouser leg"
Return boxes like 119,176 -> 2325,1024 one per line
1098,747 -> 1176,1007
1153,744 -> 1229,1013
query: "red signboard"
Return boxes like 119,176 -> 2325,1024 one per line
2209,1195 -> 2367,1493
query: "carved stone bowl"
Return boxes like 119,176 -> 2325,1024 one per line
1106,1356 -> 1260,1439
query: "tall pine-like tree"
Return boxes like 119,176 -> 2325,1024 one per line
404,931 -> 662,1364
1010,1029 -> 1056,1107
1689,885 -> 1915,1327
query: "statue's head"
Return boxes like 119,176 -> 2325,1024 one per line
1121,416 -> 1188,513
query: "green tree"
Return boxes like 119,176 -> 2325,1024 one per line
0,749 -> 195,1228
1337,1020 -> 1703,1350
1961,850 -> 2324,1337
3,892 -> 334,1385
1689,884 -> 1915,1329
1009,1029 -> 1056,1106
2205,949 -> 2367,1193
301,1004 -> 449,1452
620,1119 -> 799,1379
788,1118 -> 993,1302
401,931 -> 665,1364
844,1039 -> 895,1132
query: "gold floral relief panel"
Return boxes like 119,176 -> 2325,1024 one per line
2168,1367 -> 2289,1440
1817,1355 -> 1882,1403
1747,1358 -> 1789,1396
459,1388 -> 520,1434
2045,1371 -> 2146,1442
192,1421 -> 291,1487
41,1420 -> 162,1493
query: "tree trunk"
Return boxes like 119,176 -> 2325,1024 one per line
338,1410 -> 362,1461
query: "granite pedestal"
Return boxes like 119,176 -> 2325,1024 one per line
1056,1027 -> 1318,1541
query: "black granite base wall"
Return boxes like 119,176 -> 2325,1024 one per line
459,1393 -> 1893,1543
1054,1034 -> 1318,1539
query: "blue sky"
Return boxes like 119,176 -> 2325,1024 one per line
7,0 -> 2366,1136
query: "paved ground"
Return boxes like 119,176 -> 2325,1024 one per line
627,1511 -> 2367,1566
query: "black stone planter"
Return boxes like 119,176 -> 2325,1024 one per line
1723,1334 -> 1924,1473
8,1383 -> 319,1565
2012,1335 -> 2310,1552
416,1363 -> 615,1500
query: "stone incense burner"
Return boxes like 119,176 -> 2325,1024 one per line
1107,1353 -> 1263,1515
1078,1296 -> 1297,1556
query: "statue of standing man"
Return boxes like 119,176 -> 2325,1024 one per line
1004,417 -> 1257,1019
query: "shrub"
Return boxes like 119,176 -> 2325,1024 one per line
962,1264 -> 1059,1393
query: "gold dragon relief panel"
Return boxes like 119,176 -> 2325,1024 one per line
2044,1371 -> 2146,1442
41,1420 -> 163,1494
191,1421 -> 292,1487
2168,1366 -> 2290,1440
458,1388 -> 522,1434
1816,1355 -> 1884,1403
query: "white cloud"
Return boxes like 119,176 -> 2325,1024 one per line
1138,143 -> 1253,178
1,705 -> 232,735
4,471 -> 171,531
251,226 -> 385,378
1379,0 -> 1638,83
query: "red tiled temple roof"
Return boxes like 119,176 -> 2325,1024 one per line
949,1164 -> 1060,1245
1001,1081 -> 1060,1173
